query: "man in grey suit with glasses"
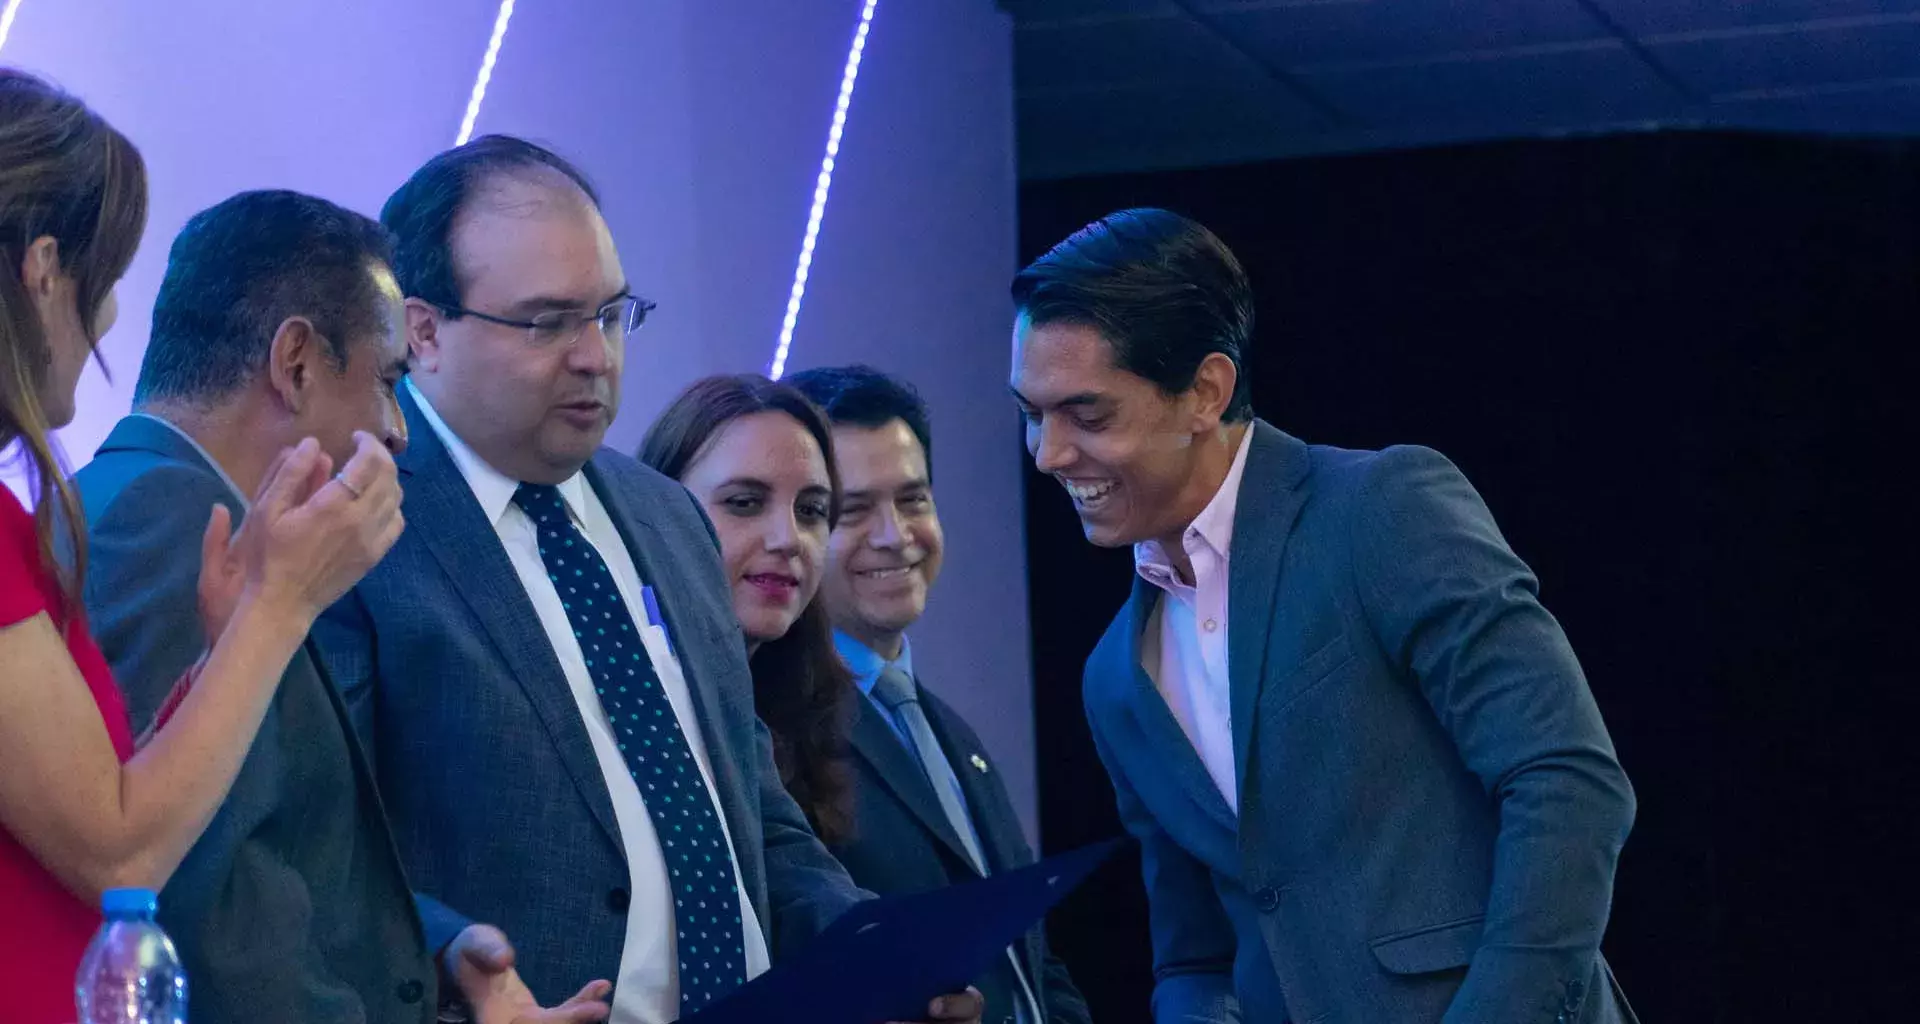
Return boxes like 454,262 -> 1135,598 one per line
314,135 -> 982,1024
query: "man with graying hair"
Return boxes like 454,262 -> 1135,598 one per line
72,188 -> 610,1024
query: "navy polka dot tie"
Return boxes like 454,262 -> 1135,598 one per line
513,483 -> 747,1012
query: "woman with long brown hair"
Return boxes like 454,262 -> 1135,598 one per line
0,69 -> 405,1021
637,374 -> 856,843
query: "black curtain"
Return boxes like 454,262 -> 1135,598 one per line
1022,131 -> 1919,1023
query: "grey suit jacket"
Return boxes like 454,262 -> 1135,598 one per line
1083,420 -> 1637,1024
70,415 -> 460,1024
311,386 -> 869,1006
833,684 -> 1091,1024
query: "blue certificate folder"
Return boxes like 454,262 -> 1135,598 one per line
688,838 -> 1122,1024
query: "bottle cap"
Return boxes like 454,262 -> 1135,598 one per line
100,888 -> 158,917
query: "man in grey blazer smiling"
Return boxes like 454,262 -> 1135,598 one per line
1008,209 -> 1637,1024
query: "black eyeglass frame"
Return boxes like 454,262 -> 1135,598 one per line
429,293 -> 657,347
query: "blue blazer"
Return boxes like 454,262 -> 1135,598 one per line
1083,421 -> 1637,1024
312,387 -> 868,1006
830,685 -> 1091,1024
70,415 -> 463,1024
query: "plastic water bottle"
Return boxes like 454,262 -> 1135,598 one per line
75,888 -> 187,1024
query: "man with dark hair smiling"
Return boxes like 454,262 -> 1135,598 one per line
1010,208 -> 1638,1024
788,364 -> 1092,1024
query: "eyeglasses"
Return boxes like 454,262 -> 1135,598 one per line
434,293 -> 656,349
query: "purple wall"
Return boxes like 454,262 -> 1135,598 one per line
766,2 -> 1036,838
2,0 -> 491,484
2,0 -> 1035,837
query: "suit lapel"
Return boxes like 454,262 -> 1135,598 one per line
1225,420 -> 1314,800
847,695 -> 980,870
585,460 -> 758,878
302,642 -> 429,946
922,693 -> 1021,876
920,697 -> 1051,995
1117,578 -> 1237,835
396,389 -> 624,854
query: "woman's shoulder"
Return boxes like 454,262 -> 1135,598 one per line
0,483 -> 30,527
0,485 -> 43,563
0,485 -> 55,624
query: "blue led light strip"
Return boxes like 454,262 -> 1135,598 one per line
455,0 -> 518,146
0,0 -> 29,54
768,0 -> 880,380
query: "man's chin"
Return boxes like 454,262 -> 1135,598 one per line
542,433 -> 606,470
1078,516 -> 1134,548
856,605 -> 922,639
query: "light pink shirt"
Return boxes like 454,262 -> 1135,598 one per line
1135,426 -> 1255,813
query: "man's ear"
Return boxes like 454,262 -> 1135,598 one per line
404,298 -> 443,373
265,316 -> 322,413
1186,351 -> 1239,432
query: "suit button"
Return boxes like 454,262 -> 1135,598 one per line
396,979 -> 424,1004
1254,886 -> 1281,912
608,887 -> 631,912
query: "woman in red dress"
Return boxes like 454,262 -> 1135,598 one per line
0,69 -> 405,1023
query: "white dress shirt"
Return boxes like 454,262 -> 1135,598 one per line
1135,426 -> 1255,813
409,381 -> 770,1023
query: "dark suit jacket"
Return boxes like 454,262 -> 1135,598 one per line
1083,421 -> 1638,1024
70,414 -> 464,1024
311,386 -> 869,1006
829,683 -> 1091,1024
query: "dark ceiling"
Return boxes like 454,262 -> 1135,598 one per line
1006,0 -> 1920,178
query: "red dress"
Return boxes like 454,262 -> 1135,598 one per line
0,486 -> 135,1024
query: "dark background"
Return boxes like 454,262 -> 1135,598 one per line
1021,131 -> 1919,1023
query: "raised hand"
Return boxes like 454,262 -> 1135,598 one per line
196,443 -> 297,644
237,432 -> 404,623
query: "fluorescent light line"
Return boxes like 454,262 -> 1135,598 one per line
769,0 -> 879,380
455,0 -> 518,146
0,0 -> 29,55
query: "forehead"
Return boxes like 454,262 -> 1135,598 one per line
352,261 -> 408,364
1009,315 -> 1134,403
449,173 -> 623,304
830,420 -> 927,487
689,411 -> 828,484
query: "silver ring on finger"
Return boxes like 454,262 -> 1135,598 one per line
333,473 -> 364,500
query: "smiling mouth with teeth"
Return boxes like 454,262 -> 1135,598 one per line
1063,479 -> 1118,506
856,565 -> 917,580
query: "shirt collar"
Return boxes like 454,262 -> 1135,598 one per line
407,377 -> 590,526
1133,424 -> 1256,590
130,412 -> 249,507
834,630 -> 914,700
